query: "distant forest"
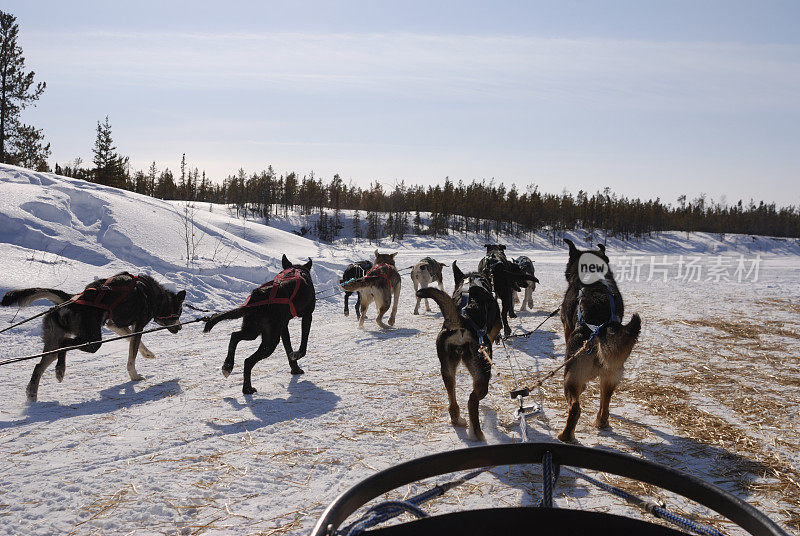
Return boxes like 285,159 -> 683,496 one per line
53,156 -> 800,243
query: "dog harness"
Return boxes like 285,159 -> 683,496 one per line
515,256 -> 534,273
365,263 -> 394,292
70,273 -> 139,323
242,268 -> 305,317
576,278 -> 619,354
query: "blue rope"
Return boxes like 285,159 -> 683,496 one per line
576,279 -> 619,354
339,468 -> 490,536
561,467 -> 725,536
538,450 -> 561,508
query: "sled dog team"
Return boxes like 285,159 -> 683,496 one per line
2,240 -> 640,442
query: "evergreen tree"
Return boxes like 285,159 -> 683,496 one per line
92,116 -> 128,187
0,10 -> 47,166
352,209 -> 362,239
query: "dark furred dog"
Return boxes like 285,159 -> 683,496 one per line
513,256 -> 539,312
340,250 -> 401,329
557,239 -> 641,442
341,260 -> 372,319
1,272 -> 185,402
203,255 -> 315,394
410,256 -> 446,315
418,269 -> 501,441
478,244 -> 534,338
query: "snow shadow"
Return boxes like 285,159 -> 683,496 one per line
449,407 -> 593,504
354,327 -> 421,343
607,413 -> 770,498
0,379 -> 182,429
206,376 -> 340,435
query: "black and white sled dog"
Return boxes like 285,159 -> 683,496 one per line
203,255 -> 315,395
512,256 -> 539,313
340,250 -> 402,329
478,244 -> 535,338
341,260 -> 373,319
1,272 -> 186,402
557,239 -> 641,442
417,262 -> 502,441
410,256 -> 446,315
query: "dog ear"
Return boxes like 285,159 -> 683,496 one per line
597,243 -> 606,254
564,239 -> 578,258
282,254 -> 292,269
303,257 -> 313,271
391,252 -> 398,258
499,245 -> 506,250
176,290 -> 186,302
452,261 -> 464,282
374,249 -> 379,259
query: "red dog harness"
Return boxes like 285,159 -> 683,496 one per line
366,263 -> 394,292
71,274 -> 138,323
242,268 -> 304,317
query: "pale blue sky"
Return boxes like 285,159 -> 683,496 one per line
6,1 -> 800,205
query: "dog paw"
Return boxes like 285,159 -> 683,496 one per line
242,386 -> 257,395
26,391 -> 38,403
130,373 -> 145,381
222,365 -> 233,378
452,417 -> 468,427
55,367 -> 65,383
388,317 -> 396,326
142,350 -> 157,359
468,429 -> 486,442
344,310 -> 350,317
556,431 -> 576,443
413,310 -> 419,315
593,418 -> 611,430
509,311 -> 517,319
290,367 -> 305,375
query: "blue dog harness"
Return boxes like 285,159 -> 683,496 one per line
576,278 -> 619,354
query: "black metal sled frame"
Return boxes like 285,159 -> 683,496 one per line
310,443 -> 788,536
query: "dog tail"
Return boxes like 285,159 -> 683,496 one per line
203,307 -> 247,333
597,313 -> 642,358
416,288 -> 462,331
1,288 -> 72,307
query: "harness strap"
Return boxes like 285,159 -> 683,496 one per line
576,279 -> 619,354
242,268 -> 304,317
70,274 -> 138,323
366,263 -> 393,293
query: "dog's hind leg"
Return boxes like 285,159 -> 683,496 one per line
593,376 -> 618,429
27,348 -> 61,402
412,277 -> 421,315
242,327 -> 282,395
107,324 -> 156,359
222,325 -> 259,377
344,291 -> 352,317
557,381 -> 583,443
525,286 -> 534,310
440,357 -> 466,428
375,292 -> 391,329
388,282 -> 401,326
465,349 -> 491,441
126,322 -> 147,381
354,292 -> 362,320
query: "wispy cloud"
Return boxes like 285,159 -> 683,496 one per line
28,31 -> 800,112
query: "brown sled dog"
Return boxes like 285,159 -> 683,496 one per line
1,272 -> 185,402
340,250 -> 401,329
203,255 -> 315,395
557,239 -> 641,442
417,276 -> 502,441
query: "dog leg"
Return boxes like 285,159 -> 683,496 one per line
242,328 -> 282,395
557,382 -> 582,443
441,361 -> 466,428
344,291 -> 352,317
126,323 -> 146,381
27,345 -> 60,402
107,324 -> 156,359
413,278 -> 420,315
358,298 -> 368,328
467,379 -> 489,442
526,286 -> 534,310
388,281 -> 401,326
354,292 -> 362,320
222,327 -> 259,377
594,378 -> 617,429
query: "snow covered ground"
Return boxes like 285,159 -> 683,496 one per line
1,164 -> 798,535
